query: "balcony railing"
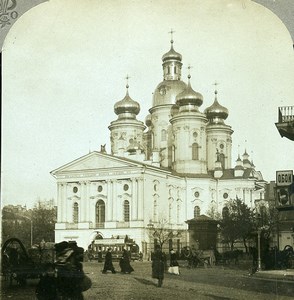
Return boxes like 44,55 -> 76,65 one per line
278,106 -> 294,123
96,222 -> 105,229
276,106 -> 294,141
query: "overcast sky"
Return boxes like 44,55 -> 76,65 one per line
2,0 -> 294,208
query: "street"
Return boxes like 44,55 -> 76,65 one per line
1,261 -> 294,300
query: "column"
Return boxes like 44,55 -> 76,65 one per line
57,183 -> 62,222
137,178 -> 144,220
131,178 -> 138,220
62,184 -> 67,222
86,181 -> 91,222
112,180 -> 117,221
107,180 -> 113,221
81,181 -> 87,222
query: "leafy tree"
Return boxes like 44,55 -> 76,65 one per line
220,198 -> 255,252
2,199 -> 56,249
31,200 -> 57,244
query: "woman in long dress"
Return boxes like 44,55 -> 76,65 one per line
168,249 -> 180,275
119,249 -> 134,274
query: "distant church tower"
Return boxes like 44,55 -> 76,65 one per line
205,87 -> 233,171
149,32 -> 187,168
109,79 -> 146,157
170,73 -> 207,174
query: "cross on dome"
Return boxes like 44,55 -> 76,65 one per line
168,29 -> 175,44
187,64 -> 193,80
125,74 -> 131,89
213,81 -> 219,95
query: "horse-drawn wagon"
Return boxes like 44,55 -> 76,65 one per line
1,237 -> 55,286
182,246 -> 215,268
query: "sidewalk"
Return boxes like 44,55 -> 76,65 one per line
253,269 -> 294,281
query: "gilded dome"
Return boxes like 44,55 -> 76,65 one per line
204,91 -> 228,121
176,77 -> 203,107
162,40 -> 182,62
152,80 -> 187,107
114,89 -> 140,116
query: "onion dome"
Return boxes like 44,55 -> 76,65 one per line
176,75 -> 203,107
145,114 -> 152,127
204,90 -> 228,124
162,40 -> 182,62
242,149 -> 252,168
235,154 -> 244,170
114,84 -> 140,117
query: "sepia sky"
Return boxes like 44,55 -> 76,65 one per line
2,0 -> 294,208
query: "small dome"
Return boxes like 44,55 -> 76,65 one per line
170,104 -> 180,117
204,91 -> 228,121
162,40 -> 182,62
114,89 -> 140,116
176,76 -> 203,107
152,80 -> 187,106
145,114 -> 152,127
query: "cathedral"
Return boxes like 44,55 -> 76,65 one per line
51,38 -> 266,256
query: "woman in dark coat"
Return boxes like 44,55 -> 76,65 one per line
119,249 -> 134,274
152,245 -> 165,287
102,248 -> 116,274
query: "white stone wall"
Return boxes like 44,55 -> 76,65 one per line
206,125 -> 233,171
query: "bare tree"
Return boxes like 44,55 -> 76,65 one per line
148,218 -> 174,250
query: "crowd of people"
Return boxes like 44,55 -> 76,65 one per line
33,242 -> 181,298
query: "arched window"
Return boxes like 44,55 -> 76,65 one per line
222,206 -> 229,219
73,202 -> 79,223
161,129 -> 167,141
219,153 -> 225,168
96,200 -> 105,227
123,200 -> 130,222
174,66 -> 177,74
194,206 -> 200,218
168,203 -> 172,223
192,143 -> 199,160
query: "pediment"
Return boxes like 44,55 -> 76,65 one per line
51,151 -> 141,175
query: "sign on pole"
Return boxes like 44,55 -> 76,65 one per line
276,170 -> 293,187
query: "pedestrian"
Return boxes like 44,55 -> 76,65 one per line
102,248 -> 116,274
119,249 -> 134,274
151,245 -> 165,287
249,246 -> 258,274
168,249 -> 180,275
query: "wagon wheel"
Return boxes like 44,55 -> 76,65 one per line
182,246 -> 192,259
1,238 -> 30,286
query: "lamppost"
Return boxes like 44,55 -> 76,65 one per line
147,220 -> 154,260
22,215 -> 33,247
257,227 -> 262,271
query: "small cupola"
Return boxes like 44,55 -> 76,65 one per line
176,74 -> 203,111
114,82 -> 140,119
205,88 -> 229,124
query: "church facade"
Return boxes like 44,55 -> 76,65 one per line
51,39 -> 266,255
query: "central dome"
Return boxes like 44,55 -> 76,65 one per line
162,41 -> 182,62
152,80 -> 187,107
